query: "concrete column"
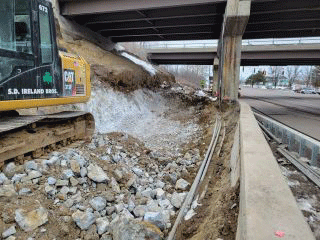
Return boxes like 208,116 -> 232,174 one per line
218,0 -> 251,101
212,58 -> 219,95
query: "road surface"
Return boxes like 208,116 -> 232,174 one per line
241,87 -> 320,141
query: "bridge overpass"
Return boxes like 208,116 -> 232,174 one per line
57,0 -> 320,100
59,0 -> 320,42
146,44 -> 320,65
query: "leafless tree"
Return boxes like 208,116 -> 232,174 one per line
285,66 -> 301,87
162,65 -> 209,88
311,66 -> 320,88
304,66 -> 313,87
269,66 -> 283,88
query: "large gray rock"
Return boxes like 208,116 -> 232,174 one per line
47,177 -> 56,185
90,197 -> 107,211
144,212 -> 166,230
141,188 -> 155,199
106,206 -> 116,216
24,161 -> 38,172
175,179 -> 190,190
2,225 -> 16,238
4,162 -> 16,178
110,178 -> 120,193
96,217 -> 110,235
113,169 -> 123,182
80,167 -> 88,178
15,207 -> 48,232
0,173 -> 9,184
43,156 -> 60,166
146,200 -> 160,212
56,179 -> 69,187
70,160 -> 81,176
45,185 -> 56,195
127,199 -> 135,212
126,175 -> 136,188
132,167 -> 144,177
158,199 -> 173,210
154,180 -> 165,189
67,150 -> 87,167
133,205 -> 148,218
0,184 -> 16,197
72,210 -> 96,230
21,171 -> 42,182
62,169 -> 74,179
11,174 -> 26,183
119,209 -> 134,220
170,192 -> 187,209
19,188 -> 32,196
155,188 -> 165,200
87,164 -> 110,183
112,219 -> 162,240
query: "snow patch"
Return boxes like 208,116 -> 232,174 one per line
297,198 -> 319,218
115,44 -> 125,51
82,87 -> 200,152
194,90 -> 206,97
121,52 -> 157,76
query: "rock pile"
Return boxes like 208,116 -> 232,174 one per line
0,133 -> 202,239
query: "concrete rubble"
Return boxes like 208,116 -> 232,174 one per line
0,132 -> 202,239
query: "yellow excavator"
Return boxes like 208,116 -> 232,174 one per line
0,0 -> 94,164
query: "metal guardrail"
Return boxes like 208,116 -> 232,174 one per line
254,112 -> 320,167
144,37 -> 320,49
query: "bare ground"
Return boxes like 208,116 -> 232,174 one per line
175,104 -> 240,240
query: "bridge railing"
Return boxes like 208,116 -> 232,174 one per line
143,37 -> 320,49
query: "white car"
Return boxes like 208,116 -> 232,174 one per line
300,88 -> 316,94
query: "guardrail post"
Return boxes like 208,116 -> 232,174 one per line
281,128 -> 286,143
311,145 -> 319,167
299,138 -> 306,157
288,133 -> 294,151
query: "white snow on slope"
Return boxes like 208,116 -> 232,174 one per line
82,87 -> 200,153
121,52 -> 157,76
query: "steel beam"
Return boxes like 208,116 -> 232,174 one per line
111,33 -> 219,42
72,3 -> 226,25
61,0 -> 226,16
147,44 -> 320,65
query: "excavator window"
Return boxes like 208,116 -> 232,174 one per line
0,0 -> 34,82
39,3 -> 53,64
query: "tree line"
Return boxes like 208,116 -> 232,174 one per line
245,66 -> 320,88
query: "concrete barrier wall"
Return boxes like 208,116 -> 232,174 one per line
255,112 -> 320,167
230,123 -> 240,188
236,102 -> 315,240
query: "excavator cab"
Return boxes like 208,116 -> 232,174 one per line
0,0 -> 90,111
0,0 -> 94,164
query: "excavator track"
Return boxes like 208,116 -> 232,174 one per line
0,111 -> 95,166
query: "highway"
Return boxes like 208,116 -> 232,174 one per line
241,87 -> 320,141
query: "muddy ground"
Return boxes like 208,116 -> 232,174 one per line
175,104 -> 240,240
267,140 -> 320,240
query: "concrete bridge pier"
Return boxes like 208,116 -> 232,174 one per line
212,58 -> 219,95
218,0 -> 251,101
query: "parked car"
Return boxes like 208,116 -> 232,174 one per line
300,88 -> 316,94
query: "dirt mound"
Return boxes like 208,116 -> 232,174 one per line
91,64 -> 174,92
57,31 -> 174,93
